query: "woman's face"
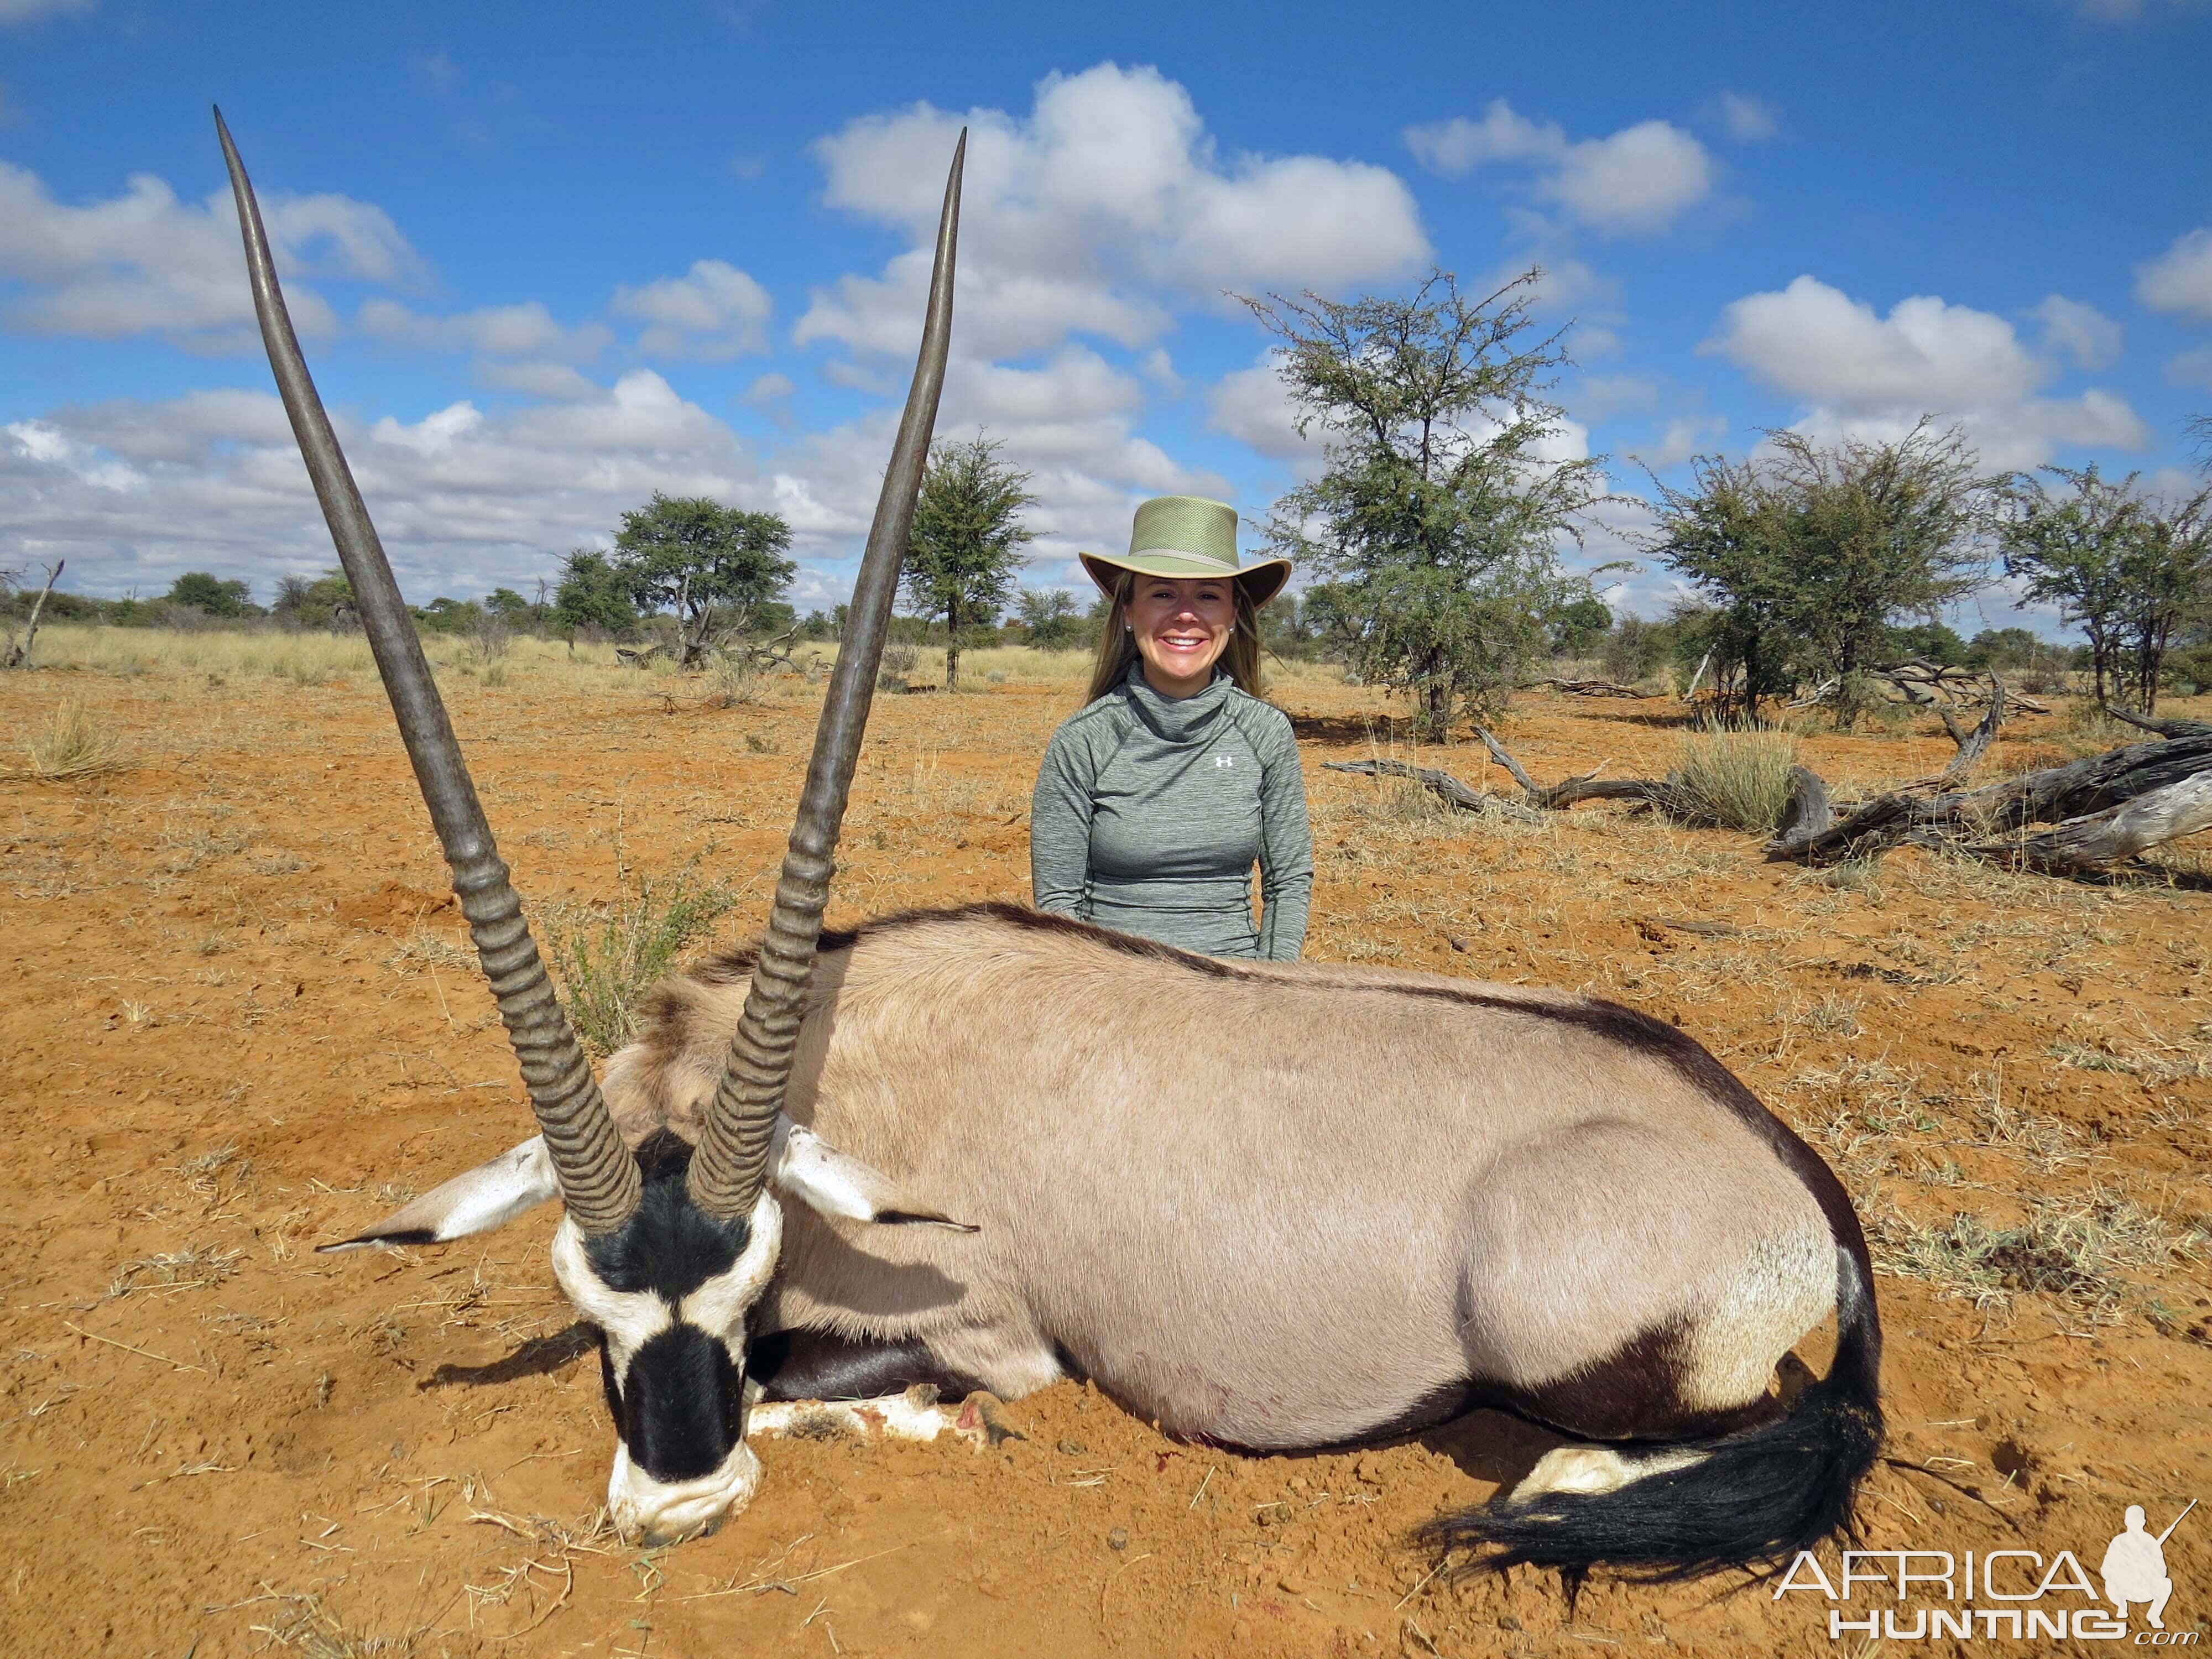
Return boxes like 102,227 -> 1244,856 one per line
1125,575 -> 1237,697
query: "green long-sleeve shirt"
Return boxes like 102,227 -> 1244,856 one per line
1029,665 -> 1313,960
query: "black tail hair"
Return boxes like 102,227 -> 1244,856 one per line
1422,1243 -> 1882,1585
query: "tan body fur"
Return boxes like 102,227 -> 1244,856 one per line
602,904 -> 1840,1451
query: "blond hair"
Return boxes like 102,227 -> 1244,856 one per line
1083,571 -> 1266,705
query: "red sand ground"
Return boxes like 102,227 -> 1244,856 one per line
2,661 -> 2206,1656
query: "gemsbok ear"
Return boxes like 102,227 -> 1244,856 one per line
772,1120 -> 977,1233
319,1136 -> 559,1251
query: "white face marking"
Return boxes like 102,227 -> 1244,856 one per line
547,1192 -> 784,1369
677,1193 -> 782,1336
549,1190 -> 787,1544
607,1434 -> 762,1546
549,1223 -> 671,1375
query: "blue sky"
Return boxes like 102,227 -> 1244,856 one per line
4,0 -> 2209,629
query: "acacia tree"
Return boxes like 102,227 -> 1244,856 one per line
1015,587 -> 1080,650
2119,484 -> 2212,711
166,571 -> 254,617
1245,270 -> 1606,735
1650,422 -> 1987,724
1994,465 -> 2147,707
1642,458 -> 1801,712
611,492 -> 794,669
552,549 -> 639,638
902,435 -> 1037,690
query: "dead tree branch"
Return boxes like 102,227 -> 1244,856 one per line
1321,759 -> 1544,822
1931,674 -> 2005,785
2106,705 -> 2212,740
1528,677 -> 1648,698
1473,727 -> 1687,812
2,559 -> 63,670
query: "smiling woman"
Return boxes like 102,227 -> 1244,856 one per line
1029,495 -> 1313,961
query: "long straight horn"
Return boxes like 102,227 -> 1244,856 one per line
686,132 -> 966,1222
215,108 -> 641,1237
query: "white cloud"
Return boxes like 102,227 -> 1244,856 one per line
797,63 -> 1427,363
1207,357 -> 1302,457
2168,343 -> 2212,391
2030,294 -> 2122,369
1571,373 -> 1658,421
358,297 -> 610,361
1704,274 -> 2150,468
2136,227 -> 2212,320
0,0 -> 95,22
1405,101 -> 1559,171
0,342 -> 1226,611
1,372 -> 759,601
0,160 -> 424,348
1404,100 -> 1713,236
613,259 -> 773,359
1713,93 -> 1780,143
1638,414 -> 1727,470
1713,276 -> 2044,406
743,371 -> 795,406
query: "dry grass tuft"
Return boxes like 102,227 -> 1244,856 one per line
107,1245 -> 244,1299
1872,1188 -> 2207,1322
3,696 -> 128,782
1666,729 -> 1797,833
246,1589 -> 420,1658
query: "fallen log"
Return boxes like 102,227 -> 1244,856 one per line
1968,770 -> 2212,875
1473,727 -> 1686,813
1768,733 -> 2212,867
1530,677 -> 1650,698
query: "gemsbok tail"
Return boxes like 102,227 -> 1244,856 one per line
1423,1241 -> 1884,1584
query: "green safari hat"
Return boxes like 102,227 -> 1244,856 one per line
1079,495 -> 1291,609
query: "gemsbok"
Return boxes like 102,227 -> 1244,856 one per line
219,107 -> 1882,1582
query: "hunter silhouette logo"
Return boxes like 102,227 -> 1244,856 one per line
2104,1501 -> 2194,1631
1775,1498 -> 2198,1643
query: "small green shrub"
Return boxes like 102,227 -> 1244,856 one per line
876,641 -> 920,692
543,859 -> 739,1056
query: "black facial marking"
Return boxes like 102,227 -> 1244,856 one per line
617,1324 -> 744,1481
582,1130 -> 757,1476
582,1129 -> 750,1300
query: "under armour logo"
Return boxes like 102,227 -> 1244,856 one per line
1213,754 -> 1235,768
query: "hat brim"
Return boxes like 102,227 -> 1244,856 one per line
1079,550 -> 1291,610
